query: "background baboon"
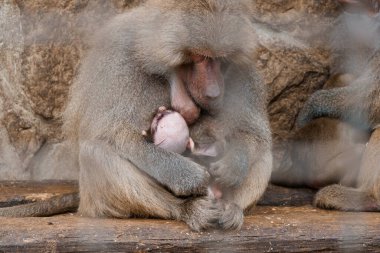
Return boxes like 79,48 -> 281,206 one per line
292,0 -> 380,211
272,74 -> 370,189
297,1 -> 380,129
314,128 -> 380,211
63,0 -> 272,231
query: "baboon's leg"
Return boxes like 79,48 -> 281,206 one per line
78,141 -> 242,230
315,129 -> 380,211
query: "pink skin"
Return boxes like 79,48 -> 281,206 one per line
147,107 -> 223,199
170,53 -> 225,125
170,73 -> 200,125
150,107 -> 192,154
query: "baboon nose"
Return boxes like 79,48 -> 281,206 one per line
206,84 -> 220,98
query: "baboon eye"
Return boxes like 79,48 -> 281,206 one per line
220,60 -> 230,74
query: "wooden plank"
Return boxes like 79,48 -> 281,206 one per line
0,181 -> 78,208
258,184 -> 316,206
0,206 -> 379,252
0,181 -> 379,252
0,181 -> 313,208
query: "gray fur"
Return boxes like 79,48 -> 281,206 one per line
294,7 -> 380,211
62,0 -> 272,231
297,13 -> 380,129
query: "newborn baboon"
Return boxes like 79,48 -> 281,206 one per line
146,107 -> 193,154
146,107 -> 225,160
64,0 -> 272,231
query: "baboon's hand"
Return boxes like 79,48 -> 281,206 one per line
168,162 -> 210,197
183,197 -> 244,231
209,149 -> 249,188
296,92 -> 322,128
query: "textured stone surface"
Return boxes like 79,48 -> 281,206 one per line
252,0 -> 340,170
0,0 -> 140,180
0,0 -> 341,179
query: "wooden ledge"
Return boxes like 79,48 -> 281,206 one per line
0,206 -> 380,252
0,182 -> 379,252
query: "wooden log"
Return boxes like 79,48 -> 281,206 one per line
258,184 -> 316,206
0,181 -> 78,208
0,181 -> 379,252
0,181 -> 314,208
0,206 -> 379,252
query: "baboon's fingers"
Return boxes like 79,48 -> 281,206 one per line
182,197 -> 244,231
296,99 -> 318,128
296,91 -> 328,128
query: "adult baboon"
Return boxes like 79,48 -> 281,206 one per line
293,0 -> 380,211
63,0 -> 272,230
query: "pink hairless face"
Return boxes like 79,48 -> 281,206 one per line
174,53 -> 225,115
150,107 -> 192,154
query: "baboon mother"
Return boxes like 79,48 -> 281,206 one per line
64,0 -> 272,231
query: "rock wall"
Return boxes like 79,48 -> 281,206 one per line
0,0 -> 341,180
0,0 -> 140,179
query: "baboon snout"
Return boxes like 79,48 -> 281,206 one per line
206,83 -> 221,98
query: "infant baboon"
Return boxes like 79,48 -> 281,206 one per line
146,107 -> 224,158
145,107 -> 194,154
64,0 -> 272,231
293,0 -> 380,211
